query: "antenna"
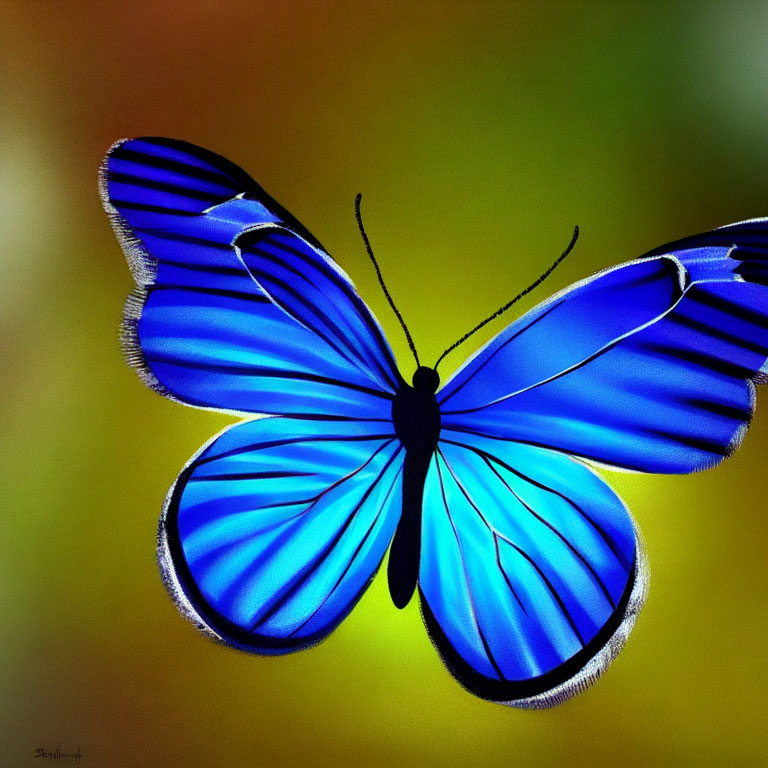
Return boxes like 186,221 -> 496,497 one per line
434,226 -> 579,370
355,193 -> 420,368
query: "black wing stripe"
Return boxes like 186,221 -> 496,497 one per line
268,236 -> 395,359
135,228 -> 235,252
688,289 -> 768,330
678,397 -> 752,421
638,340 -> 756,381
277,413 -> 392,423
107,171 -> 226,203
146,283 -> 270,303
665,309 -> 768,356
492,535 -> 529,616
184,441 -> 398,613
155,257 -> 248,278
110,198 -> 198,216
143,355 -> 396,399
503,538 -> 586,648
109,146 -> 246,190
642,427 -> 732,456
200,433 -> 395,466
190,470 -> 317,482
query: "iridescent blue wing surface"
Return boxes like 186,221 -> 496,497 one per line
439,220 -> 768,473
160,416 -> 403,651
100,137 -> 403,418
101,138 -> 404,650
419,431 -> 644,707
422,220 -> 768,705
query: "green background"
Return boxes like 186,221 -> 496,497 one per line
3,2 -> 768,765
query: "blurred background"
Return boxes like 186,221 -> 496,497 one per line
2,1 -> 768,765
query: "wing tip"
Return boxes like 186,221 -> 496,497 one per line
99,138 -> 158,286
103,135 -> 258,190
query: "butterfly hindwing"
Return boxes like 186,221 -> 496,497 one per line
419,430 -> 645,707
160,416 -> 404,652
439,222 -> 768,473
101,137 -> 401,418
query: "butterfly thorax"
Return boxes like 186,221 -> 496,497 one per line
388,366 -> 441,609
391,366 -> 441,451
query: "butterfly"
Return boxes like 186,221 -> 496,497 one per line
100,136 -> 768,708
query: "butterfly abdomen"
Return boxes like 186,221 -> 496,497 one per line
388,367 -> 441,609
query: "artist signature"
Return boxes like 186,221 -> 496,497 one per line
34,744 -> 83,765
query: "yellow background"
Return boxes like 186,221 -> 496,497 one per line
3,2 -> 768,765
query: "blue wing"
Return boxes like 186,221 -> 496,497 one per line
102,138 -> 407,650
439,220 -> 768,473
100,136 -> 403,418
420,430 -> 645,707
159,416 -> 404,652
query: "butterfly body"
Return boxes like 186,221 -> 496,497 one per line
388,368 -> 442,608
102,136 -> 768,708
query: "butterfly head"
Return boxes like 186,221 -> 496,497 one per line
412,366 -> 440,394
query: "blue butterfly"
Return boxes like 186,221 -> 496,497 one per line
101,137 -> 768,708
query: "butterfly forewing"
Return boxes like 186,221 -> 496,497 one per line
439,235 -> 768,474
101,137 -> 400,418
